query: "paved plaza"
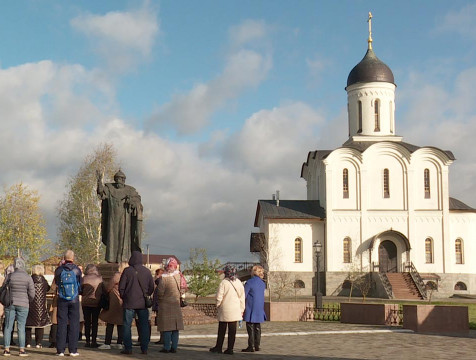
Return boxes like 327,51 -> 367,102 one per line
2,321 -> 475,359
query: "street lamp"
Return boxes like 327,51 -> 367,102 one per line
313,241 -> 323,309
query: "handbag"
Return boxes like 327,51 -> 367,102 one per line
0,277 -> 12,307
135,271 -> 152,308
99,292 -> 109,310
173,275 -> 188,307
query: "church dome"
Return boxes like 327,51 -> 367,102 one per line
346,48 -> 395,87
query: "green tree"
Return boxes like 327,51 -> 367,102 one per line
0,182 -> 50,266
57,143 -> 118,265
184,248 -> 221,301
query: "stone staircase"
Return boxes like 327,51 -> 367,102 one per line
386,273 -> 423,300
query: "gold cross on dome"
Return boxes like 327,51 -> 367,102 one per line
367,12 -> 373,49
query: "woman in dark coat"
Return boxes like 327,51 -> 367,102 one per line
242,265 -> 266,353
26,264 -> 51,348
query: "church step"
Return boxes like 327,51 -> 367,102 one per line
386,273 -> 423,300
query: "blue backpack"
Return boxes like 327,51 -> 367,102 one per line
58,267 -> 79,301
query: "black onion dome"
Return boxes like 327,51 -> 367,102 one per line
346,48 -> 395,87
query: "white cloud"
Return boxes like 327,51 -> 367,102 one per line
437,3 -> 476,39
397,66 -> 476,207
71,3 -> 159,72
148,20 -> 273,135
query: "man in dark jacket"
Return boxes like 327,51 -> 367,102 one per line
54,250 -> 82,357
119,251 -> 154,355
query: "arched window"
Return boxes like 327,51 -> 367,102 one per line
358,101 -> 362,133
383,168 -> 390,198
374,99 -> 380,131
426,281 -> 438,291
343,168 -> 349,198
294,238 -> 303,263
454,282 -> 467,291
455,239 -> 464,264
424,169 -> 430,199
294,280 -> 305,289
425,238 -> 433,263
343,237 -> 351,263
389,101 -> 394,133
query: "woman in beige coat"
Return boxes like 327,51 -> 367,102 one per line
98,262 -> 128,350
210,265 -> 245,355
157,258 -> 187,353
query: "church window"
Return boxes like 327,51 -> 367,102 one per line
294,280 -> 305,289
374,99 -> 380,131
424,169 -> 430,199
343,169 -> 349,198
294,238 -> 303,263
455,239 -> 464,264
343,237 -> 351,263
454,282 -> 467,291
425,238 -> 433,263
358,101 -> 362,133
383,168 -> 390,198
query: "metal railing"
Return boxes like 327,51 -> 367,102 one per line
386,304 -> 403,325
378,272 -> 394,299
302,304 -> 341,321
406,261 -> 427,300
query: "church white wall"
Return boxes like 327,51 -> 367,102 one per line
363,146 -> 407,210
408,213 -> 444,273
447,212 -> 476,274
265,220 -> 323,273
346,82 -> 396,137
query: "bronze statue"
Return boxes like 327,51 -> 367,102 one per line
97,169 -> 143,263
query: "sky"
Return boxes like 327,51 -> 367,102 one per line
1,0 -> 476,263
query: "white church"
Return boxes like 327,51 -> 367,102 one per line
251,16 -> 476,299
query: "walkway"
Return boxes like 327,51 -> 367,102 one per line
2,321 -> 475,359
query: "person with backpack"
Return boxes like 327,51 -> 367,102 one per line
54,250 -> 82,357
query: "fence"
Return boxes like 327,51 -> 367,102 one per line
302,303 -> 403,325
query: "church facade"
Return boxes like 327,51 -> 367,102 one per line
251,23 -> 476,299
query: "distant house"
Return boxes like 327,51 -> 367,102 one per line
142,254 -> 181,272
42,256 -> 62,275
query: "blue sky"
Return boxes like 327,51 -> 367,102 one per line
1,1 -> 475,262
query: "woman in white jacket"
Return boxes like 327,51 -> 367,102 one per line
209,265 -> 245,355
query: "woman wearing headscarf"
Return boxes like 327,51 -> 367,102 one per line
241,265 -> 266,352
81,264 -> 104,348
98,261 -> 128,350
2,258 -> 35,357
209,265 -> 245,355
25,265 -> 51,348
156,257 -> 187,353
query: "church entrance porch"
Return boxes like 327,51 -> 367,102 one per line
378,240 -> 398,273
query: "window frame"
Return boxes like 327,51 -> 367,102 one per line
425,238 -> 433,264
343,237 -> 351,263
383,168 -> 390,198
374,99 -> 380,132
343,168 -> 349,199
358,101 -> 362,133
424,168 -> 431,199
455,238 -> 464,264
294,238 -> 303,263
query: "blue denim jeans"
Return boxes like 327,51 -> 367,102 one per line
4,305 -> 29,349
162,330 -> 179,351
123,308 -> 150,352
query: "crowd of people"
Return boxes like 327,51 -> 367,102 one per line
0,250 -> 267,356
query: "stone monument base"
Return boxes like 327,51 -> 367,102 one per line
97,263 -> 120,283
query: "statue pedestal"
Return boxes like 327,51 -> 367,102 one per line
97,263 -> 120,283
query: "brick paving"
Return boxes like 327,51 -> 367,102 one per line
2,321 -> 476,359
